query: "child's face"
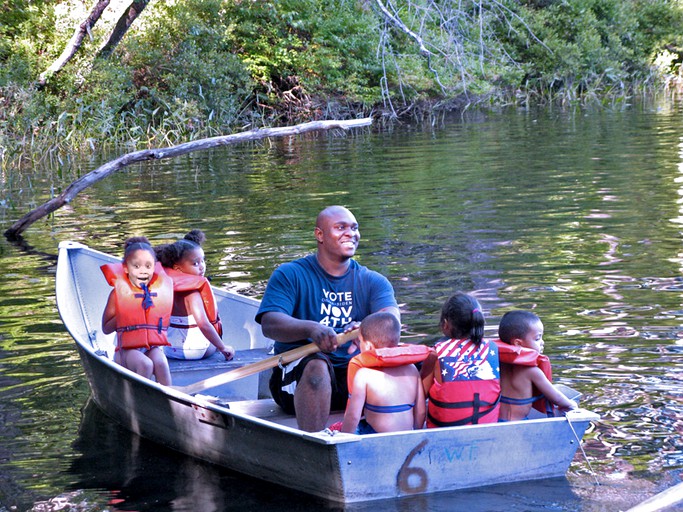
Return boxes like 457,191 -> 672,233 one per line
520,319 -> 544,353
123,249 -> 156,288
174,247 -> 206,276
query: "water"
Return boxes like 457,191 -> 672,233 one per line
1,101 -> 682,511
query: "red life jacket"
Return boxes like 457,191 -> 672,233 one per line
493,339 -> 553,416
164,268 -> 222,337
427,338 -> 501,428
347,344 -> 433,393
101,262 -> 172,350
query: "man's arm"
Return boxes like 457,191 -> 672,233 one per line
377,305 -> 401,321
260,311 -> 340,353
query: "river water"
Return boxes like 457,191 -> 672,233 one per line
1,100 -> 682,511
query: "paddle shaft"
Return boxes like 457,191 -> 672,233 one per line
175,329 -> 360,395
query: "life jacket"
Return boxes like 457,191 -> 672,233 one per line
164,268 -> 222,336
493,339 -> 554,416
347,344 -> 433,393
101,262 -> 173,350
427,338 -> 501,428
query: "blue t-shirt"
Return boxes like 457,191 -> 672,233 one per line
256,255 -> 398,367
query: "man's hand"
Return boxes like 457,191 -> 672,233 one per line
309,325 -> 340,353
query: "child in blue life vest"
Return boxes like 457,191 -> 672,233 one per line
155,229 -> 234,361
421,292 -> 501,427
101,236 -> 172,385
341,312 -> 428,434
495,310 -> 577,422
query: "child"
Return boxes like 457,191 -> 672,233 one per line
341,312 -> 429,434
101,236 -> 172,385
155,230 -> 235,361
421,292 -> 500,427
495,310 -> 577,421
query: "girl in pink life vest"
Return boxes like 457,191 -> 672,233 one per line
421,292 -> 501,427
155,230 -> 234,361
101,236 -> 172,385
496,310 -> 577,422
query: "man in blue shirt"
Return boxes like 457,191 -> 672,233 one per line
256,205 -> 400,431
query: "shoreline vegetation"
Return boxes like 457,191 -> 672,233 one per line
2,0 -> 683,171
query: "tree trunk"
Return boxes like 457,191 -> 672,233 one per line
97,0 -> 150,59
4,118 -> 373,240
37,0 -> 111,86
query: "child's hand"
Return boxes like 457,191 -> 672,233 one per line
558,399 -> 578,413
344,322 -> 361,354
220,345 -> 235,361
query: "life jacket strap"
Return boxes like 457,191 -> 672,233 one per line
427,392 -> 501,427
116,323 -> 169,333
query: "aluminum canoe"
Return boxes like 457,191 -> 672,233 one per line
56,240 -> 599,503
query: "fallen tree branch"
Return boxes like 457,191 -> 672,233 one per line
4,118 -> 372,240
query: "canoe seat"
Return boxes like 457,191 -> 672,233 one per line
219,398 -> 345,429
169,347 -> 273,400
168,347 -> 272,372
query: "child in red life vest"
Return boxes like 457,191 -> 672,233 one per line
155,230 -> 234,361
421,292 -> 501,427
341,312 -> 428,434
101,236 -> 172,385
496,310 -> 577,422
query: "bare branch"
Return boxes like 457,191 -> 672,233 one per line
372,0 -> 550,103
37,0 -> 111,86
375,0 -> 431,57
4,118 -> 372,239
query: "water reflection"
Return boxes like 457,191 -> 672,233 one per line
65,400 -> 588,512
58,399 -> 678,511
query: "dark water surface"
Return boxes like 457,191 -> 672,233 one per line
1,101 -> 682,511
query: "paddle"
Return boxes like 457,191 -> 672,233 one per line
174,329 -> 360,395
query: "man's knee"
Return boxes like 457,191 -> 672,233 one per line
301,359 -> 332,391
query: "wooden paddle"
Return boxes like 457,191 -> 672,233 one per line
174,329 -> 360,395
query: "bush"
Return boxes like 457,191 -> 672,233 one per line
3,0 -> 683,160
506,0 -> 683,100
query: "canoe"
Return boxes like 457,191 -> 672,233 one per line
56,240 -> 600,504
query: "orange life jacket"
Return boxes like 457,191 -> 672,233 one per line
347,344 -> 433,393
493,339 -> 553,416
164,268 -> 222,337
101,262 -> 172,350
426,338 -> 501,427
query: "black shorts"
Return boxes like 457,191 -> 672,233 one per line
269,352 -> 349,415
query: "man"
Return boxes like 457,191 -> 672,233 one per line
256,205 -> 400,431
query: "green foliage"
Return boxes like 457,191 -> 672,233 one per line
2,0 -> 683,164
507,0 -> 683,101
223,0 -> 383,104
116,0 -> 254,129
0,0 -> 57,85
